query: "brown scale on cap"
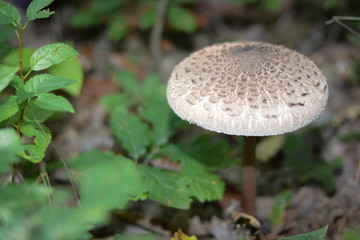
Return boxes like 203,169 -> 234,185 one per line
167,41 -> 328,136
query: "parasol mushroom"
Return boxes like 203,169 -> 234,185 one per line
166,41 -> 328,215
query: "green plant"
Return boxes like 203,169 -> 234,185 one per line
0,1 -> 144,239
69,0 -> 198,40
99,70 -> 226,209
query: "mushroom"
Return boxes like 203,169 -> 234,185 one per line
166,41 -> 328,215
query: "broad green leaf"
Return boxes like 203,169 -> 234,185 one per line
69,149 -> 144,219
3,47 -> 35,72
281,226 -> 328,240
161,144 -> 225,202
0,1 -> 21,26
109,106 -> 150,160
23,102 -> 54,123
168,6 -> 197,33
184,134 -> 237,170
0,64 -> 19,92
116,70 -> 139,95
0,96 -> 19,122
0,128 -> 23,173
30,43 -> 78,71
19,74 -> 77,102
34,93 -> 74,113
26,0 -> 55,21
48,56 -> 83,97
141,83 -> 172,146
138,165 -> 192,209
256,135 -> 285,163
106,14 -> 128,40
269,190 -> 293,226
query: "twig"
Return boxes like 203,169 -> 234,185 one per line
325,16 -> 360,39
150,0 -> 169,71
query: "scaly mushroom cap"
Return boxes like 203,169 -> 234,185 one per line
167,41 -> 328,136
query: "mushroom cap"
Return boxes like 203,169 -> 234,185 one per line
167,41 -> 328,136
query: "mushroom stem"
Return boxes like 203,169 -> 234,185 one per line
242,136 -> 257,215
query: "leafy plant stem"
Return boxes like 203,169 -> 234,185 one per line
18,26 -> 24,80
242,136 -> 257,215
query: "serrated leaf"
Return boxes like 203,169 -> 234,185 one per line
106,14 -> 128,40
280,226 -> 328,240
0,64 -> 19,92
19,74 -> 77,102
138,165 -> 191,209
0,128 -> 23,173
168,6 -> 197,34
48,56 -> 83,97
161,144 -> 225,202
269,190 -> 293,226
34,93 -> 74,113
140,76 -> 172,146
26,0 -> 55,21
0,24 -> 15,42
109,106 -> 150,160
30,43 -> 78,71
19,122 -> 51,162
0,1 -> 21,26
0,95 -> 19,122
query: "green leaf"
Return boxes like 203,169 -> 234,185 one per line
0,24 -> 15,42
0,128 -> 23,173
34,93 -> 74,113
100,93 -> 136,111
3,47 -> 35,72
109,106 -> 150,160
19,74 -> 77,102
10,75 -> 24,91
168,6 -> 197,33
30,43 -> 78,71
269,190 -> 293,226
138,165 -> 192,209
68,149 -> 144,220
106,14 -> 128,40
23,102 -> 54,123
281,226 -> 328,240
116,70 -> 139,95
19,122 -> 51,163
0,64 -> 19,92
48,56 -> 84,97
161,144 -> 225,202
140,75 -> 172,146
26,0 -> 55,21
0,96 -> 19,122
183,134 -> 237,170
0,44 -> 11,61
0,1 -> 21,26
